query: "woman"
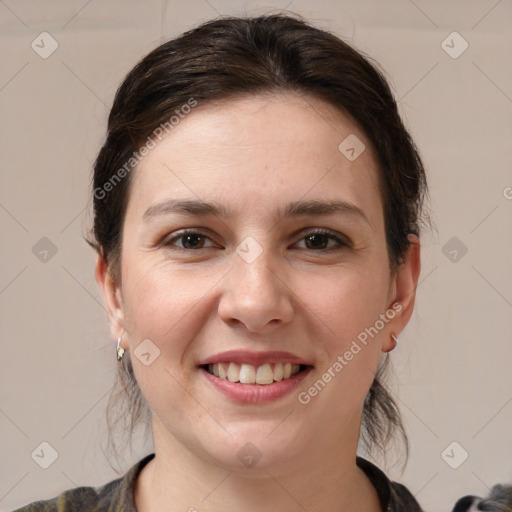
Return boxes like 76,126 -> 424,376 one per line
15,13 -> 426,512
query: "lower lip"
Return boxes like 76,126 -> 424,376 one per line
200,366 -> 313,404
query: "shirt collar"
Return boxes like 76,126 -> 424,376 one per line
116,453 -> 400,511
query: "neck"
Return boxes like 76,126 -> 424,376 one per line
135,414 -> 382,512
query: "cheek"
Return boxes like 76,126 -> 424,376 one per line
119,260 -> 216,419
295,267 -> 389,429
305,264 -> 391,346
120,253 -> 222,357
298,262 -> 390,399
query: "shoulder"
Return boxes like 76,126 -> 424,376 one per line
12,485 -> 104,511
12,479 -> 122,512
12,453 -> 156,512
389,481 -> 425,511
356,456 -> 425,512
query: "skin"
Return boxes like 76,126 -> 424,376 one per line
96,92 -> 421,512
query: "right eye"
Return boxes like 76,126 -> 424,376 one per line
163,230 -> 217,250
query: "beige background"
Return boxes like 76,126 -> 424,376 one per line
1,1 -> 511,511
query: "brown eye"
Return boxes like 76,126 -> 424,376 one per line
164,230 -> 215,250
304,233 -> 329,250
296,230 -> 350,251
181,233 -> 205,249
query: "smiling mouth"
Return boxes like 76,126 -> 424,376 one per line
201,362 -> 310,385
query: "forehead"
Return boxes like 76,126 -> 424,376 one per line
126,92 -> 383,226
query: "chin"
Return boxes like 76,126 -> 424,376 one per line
198,428 -> 305,475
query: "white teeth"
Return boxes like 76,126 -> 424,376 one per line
274,362 -> 284,381
256,364 -> 274,385
239,364 -> 256,384
227,362 -> 240,382
207,362 -> 304,385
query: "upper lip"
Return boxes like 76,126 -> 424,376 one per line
198,350 -> 312,367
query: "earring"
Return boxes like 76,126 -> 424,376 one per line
384,333 -> 399,353
116,337 -> 125,361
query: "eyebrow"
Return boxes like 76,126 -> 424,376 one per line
142,198 -> 371,226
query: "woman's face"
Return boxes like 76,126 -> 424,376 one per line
97,92 -> 419,473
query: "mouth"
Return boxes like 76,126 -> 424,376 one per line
200,362 -> 311,385
197,350 -> 314,403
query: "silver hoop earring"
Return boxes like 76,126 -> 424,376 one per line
384,333 -> 399,353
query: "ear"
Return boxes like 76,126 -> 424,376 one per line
382,234 -> 421,351
94,253 -> 125,342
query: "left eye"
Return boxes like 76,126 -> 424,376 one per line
294,231 -> 349,251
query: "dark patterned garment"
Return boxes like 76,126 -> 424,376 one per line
13,453 -> 424,511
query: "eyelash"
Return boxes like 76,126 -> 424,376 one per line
162,228 -> 351,252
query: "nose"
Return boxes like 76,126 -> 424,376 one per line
217,248 -> 294,333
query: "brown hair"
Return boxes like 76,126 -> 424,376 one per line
87,12 -> 429,472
